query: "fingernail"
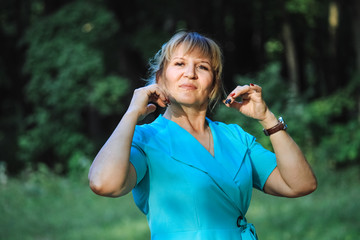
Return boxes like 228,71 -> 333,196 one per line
230,93 -> 235,97
250,83 -> 254,86
225,99 -> 231,104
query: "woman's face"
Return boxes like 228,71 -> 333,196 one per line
158,44 -> 214,108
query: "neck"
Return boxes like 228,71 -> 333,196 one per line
163,103 -> 208,133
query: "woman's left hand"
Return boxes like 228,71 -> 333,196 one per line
223,84 -> 270,121
224,84 -> 318,198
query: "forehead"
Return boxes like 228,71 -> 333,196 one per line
170,43 -> 211,61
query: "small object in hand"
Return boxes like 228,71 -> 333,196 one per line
165,98 -> 171,106
225,99 -> 231,104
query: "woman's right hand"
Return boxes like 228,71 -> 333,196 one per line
127,84 -> 170,121
89,84 -> 169,197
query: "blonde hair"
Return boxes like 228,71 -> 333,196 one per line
146,31 -> 224,108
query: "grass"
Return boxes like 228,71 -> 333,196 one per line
0,163 -> 359,240
0,166 -> 150,240
247,164 -> 360,240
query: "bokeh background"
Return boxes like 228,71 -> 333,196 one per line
1,0 -> 359,239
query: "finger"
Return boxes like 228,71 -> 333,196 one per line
239,93 -> 250,100
249,83 -> 262,93
147,86 -> 170,107
156,85 -> 171,106
148,86 -> 165,100
227,100 -> 246,110
224,85 -> 251,104
226,84 -> 262,103
151,93 -> 170,107
145,103 -> 157,115
154,86 -> 170,105
137,103 -> 157,121
229,85 -> 252,99
154,97 -> 169,108
223,92 -> 250,106
223,97 -> 247,107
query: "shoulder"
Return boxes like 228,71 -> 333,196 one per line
211,120 -> 244,134
134,122 -> 158,141
209,119 -> 255,146
133,116 -> 169,143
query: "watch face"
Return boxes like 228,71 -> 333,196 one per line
279,117 -> 287,130
279,116 -> 284,123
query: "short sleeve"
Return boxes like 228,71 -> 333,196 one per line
230,124 -> 277,191
130,126 -> 151,214
130,128 -> 148,185
248,139 -> 277,191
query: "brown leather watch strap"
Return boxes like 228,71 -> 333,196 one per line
263,117 -> 287,136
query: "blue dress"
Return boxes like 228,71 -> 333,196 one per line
130,115 -> 277,239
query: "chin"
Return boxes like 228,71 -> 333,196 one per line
175,96 -> 197,103
171,94 -> 208,107
177,100 -> 208,109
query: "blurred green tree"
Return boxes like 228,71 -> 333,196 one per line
19,0 -> 129,172
1,0 -> 359,174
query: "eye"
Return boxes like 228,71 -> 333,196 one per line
174,62 -> 184,66
198,65 -> 209,71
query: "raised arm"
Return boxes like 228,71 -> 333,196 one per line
224,84 -> 317,198
88,84 -> 169,197
258,111 -> 317,197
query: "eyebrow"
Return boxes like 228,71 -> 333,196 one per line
172,57 -> 211,65
199,60 -> 211,65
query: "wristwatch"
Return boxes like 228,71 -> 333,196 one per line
263,116 -> 287,136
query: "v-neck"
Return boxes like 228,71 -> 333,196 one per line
160,115 -> 216,158
157,115 -> 247,216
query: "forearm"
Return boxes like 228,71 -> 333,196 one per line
88,110 -> 139,197
260,112 -> 317,195
88,85 -> 168,197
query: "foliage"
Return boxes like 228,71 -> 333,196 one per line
214,62 -> 289,149
248,163 -> 360,240
215,62 -> 360,166
1,0 -> 359,174
18,1 -> 130,171
0,165 -> 150,240
89,75 -> 130,115
320,120 -> 360,165
131,25 -> 171,62
1,161 -> 359,240
285,0 -> 322,26
303,74 -> 360,165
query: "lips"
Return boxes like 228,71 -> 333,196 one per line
179,83 -> 197,90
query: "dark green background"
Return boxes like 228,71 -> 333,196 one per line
1,0 -> 359,173
0,1 -> 359,239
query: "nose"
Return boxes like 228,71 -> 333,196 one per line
184,65 -> 197,79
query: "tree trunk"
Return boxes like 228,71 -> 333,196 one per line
327,1 -> 339,94
353,0 -> 360,71
353,0 -> 360,122
282,20 -> 299,97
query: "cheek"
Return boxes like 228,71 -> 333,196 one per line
164,70 -> 179,87
204,75 -> 215,90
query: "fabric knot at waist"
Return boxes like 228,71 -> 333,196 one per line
236,216 -> 258,240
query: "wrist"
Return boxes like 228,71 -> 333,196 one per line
259,111 -> 278,129
124,108 -> 143,122
262,116 -> 288,136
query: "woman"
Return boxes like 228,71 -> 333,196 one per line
88,31 -> 317,239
